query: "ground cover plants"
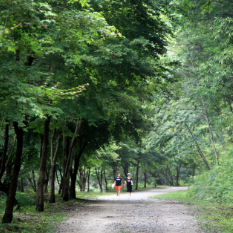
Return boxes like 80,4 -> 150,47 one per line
0,192 -> 87,233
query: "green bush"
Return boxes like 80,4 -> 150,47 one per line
189,160 -> 233,204
15,193 -> 35,207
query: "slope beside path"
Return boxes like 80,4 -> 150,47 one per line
56,187 -> 203,233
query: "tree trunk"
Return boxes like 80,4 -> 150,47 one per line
44,169 -> 49,193
49,129 -> 61,203
63,120 -> 82,201
60,135 -> 67,196
164,167 -> 167,185
70,143 -> 87,199
185,123 -> 211,170
104,170 -> 108,191
100,170 -> 103,193
2,122 -> 24,223
20,177 -> 24,193
167,167 -> 174,186
36,115 -> 51,212
201,97 -> 219,166
176,164 -> 181,186
87,168 -> 90,192
135,161 -> 139,190
144,171 -> 147,188
112,163 -> 117,181
0,120 -> 9,179
95,168 -> 102,192
3,136 -> 17,195
70,173 -> 76,197
122,165 -> 128,178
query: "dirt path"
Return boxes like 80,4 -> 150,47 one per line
56,187 -> 203,233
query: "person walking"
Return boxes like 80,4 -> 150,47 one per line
114,173 -> 123,196
125,173 -> 133,196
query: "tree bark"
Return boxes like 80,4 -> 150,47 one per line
20,177 -> 24,193
44,169 -> 49,193
63,120 -> 82,201
36,115 -> 51,212
176,164 -> 181,186
2,122 -> 24,223
70,142 -> 87,199
0,120 -> 9,179
104,170 -> 108,191
144,171 -> 147,188
112,163 -> 117,181
87,168 -> 90,192
164,167 -> 167,185
49,129 -> 61,203
135,161 -> 139,190
95,168 -> 103,193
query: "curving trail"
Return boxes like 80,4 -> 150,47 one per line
56,187 -> 203,233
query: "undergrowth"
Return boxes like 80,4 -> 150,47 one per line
0,193 -> 87,233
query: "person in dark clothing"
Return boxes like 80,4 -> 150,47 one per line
114,173 -> 123,196
125,173 -> 133,195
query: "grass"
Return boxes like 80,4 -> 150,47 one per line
0,193 -> 88,233
150,190 -> 191,202
150,189 -> 233,233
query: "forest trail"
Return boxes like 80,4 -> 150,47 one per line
56,187 -> 203,233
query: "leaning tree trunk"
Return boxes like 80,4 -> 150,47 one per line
49,129 -> 61,203
36,116 -> 51,212
63,120 -> 82,201
193,72 -> 219,167
201,98 -> 219,166
2,122 -> 24,223
70,143 -> 86,199
185,123 -> 210,170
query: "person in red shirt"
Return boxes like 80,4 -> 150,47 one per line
114,173 -> 123,196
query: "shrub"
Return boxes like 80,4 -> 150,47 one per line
189,160 -> 233,204
15,193 -> 35,208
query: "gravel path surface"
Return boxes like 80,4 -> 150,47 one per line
56,187 -> 203,233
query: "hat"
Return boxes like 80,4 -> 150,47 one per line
127,173 -> 131,176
